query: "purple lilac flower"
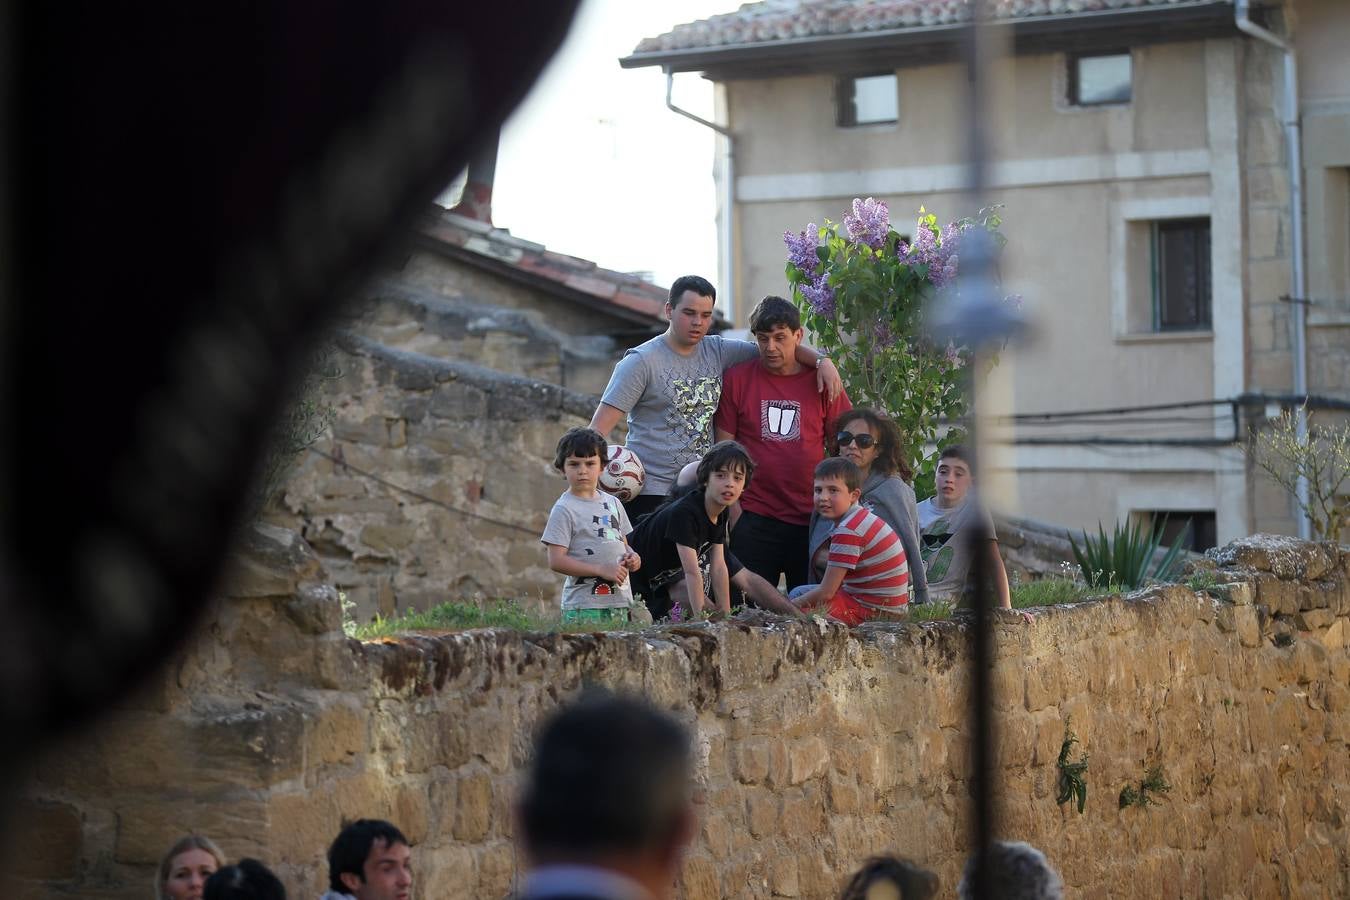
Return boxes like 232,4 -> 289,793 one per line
668,603 -> 684,623
799,274 -> 836,317
843,197 -> 890,249
784,223 -> 823,274
872,321 -> 895,349
944,341 -> 964,370
904,225 -> 937,266
930,226 -> 962,288
904,220 -> 964,288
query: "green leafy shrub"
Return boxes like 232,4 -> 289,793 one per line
784,200 -> 1017,497
1069,518 -> 1188,590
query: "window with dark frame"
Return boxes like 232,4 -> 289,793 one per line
1146,511 -> 1217,553
1069,51 -> 1132,106
1152,218 -> 1211,331
836,73 -> 898,127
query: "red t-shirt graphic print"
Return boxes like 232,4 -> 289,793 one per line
714,360 -> 851,525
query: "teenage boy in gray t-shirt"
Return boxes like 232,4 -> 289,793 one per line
916,445 -> 1011,608
590,275 -> 842,522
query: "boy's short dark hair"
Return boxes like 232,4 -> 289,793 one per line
553,427 -> 607,471
204,859 -> 287,900
520,691 -> 692,859
696,440 -> 755,489
668,275 -> 716,306
939,444 -> 973,473
747,295 -> 801,334
327,820 -> 408,892
815,457 -> 862,493
839,855 -> 940,900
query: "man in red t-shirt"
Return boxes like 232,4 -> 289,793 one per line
714,295 -> 851,591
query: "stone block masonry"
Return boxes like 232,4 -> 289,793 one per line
270,331 -> 605,622
11,526 -> 1350,898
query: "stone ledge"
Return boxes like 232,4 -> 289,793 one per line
337,331 -> 599,420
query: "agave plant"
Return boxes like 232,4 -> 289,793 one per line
1068,517 -> 1189,589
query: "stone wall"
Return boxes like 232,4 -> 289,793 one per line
266,332 -> 601,622
11,527 -> 1350,899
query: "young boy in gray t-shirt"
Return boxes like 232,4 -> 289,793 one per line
540,428 -> 642,624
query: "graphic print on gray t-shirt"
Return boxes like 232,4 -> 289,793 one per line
600,334 -> 758,495
540,491 -> 634,611
916,494 -> 996,602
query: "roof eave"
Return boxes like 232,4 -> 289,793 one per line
620,1 -> 1239,78
413,232 -> 669,331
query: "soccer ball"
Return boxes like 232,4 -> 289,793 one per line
599,445 -> 645,501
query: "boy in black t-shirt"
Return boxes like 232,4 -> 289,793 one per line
629,441 -> 753,621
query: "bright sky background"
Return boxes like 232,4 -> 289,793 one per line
439,0 -> 737,289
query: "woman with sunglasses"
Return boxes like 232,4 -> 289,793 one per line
806,408 -> 929,605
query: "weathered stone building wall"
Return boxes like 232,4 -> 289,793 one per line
12,528 -> 1350,899
266,332 -> 601,621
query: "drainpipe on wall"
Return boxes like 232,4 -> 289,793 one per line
665,69 -> 735,323
1235,0 -> 1311,539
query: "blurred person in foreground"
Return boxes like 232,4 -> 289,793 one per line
321,819 -> 412,900
157,834 -> 225,900
516,692 -> 695,900
957,841 -> 1063,900
838,855 -> 939,900
203,859 -> 286,900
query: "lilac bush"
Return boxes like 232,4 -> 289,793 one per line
783,200 -> 1012,495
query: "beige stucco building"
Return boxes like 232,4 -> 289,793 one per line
624,0 -> 1350,549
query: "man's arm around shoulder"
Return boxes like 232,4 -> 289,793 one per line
590,403 -> 625,439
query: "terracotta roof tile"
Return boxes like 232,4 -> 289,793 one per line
635,0 -> 1227,53
420,207 -> 671,326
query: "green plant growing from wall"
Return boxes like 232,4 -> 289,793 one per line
1119,763 -> 1172,809
1069,518 -> 1188,590
1185,568 -> 1221,594
784,200 -> 1018,498
1248,409 -> 1350,541
1056,724 -> 1089,813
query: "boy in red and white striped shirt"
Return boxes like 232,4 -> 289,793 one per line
790,458 -> 909,625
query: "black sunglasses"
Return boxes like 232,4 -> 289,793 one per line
836,431 -> 876,449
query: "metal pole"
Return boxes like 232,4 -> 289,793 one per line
963,3 -> 994,896
921,3 -> 1025,893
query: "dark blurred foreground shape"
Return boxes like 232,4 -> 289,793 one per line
517,692 -> 696,900
0,0 -> 581,760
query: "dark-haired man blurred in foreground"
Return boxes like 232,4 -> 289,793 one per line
515,693 -> 695,900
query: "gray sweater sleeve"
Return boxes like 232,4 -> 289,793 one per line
863,475 -> 930,605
